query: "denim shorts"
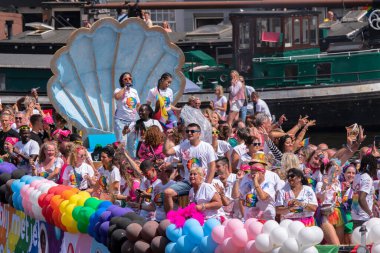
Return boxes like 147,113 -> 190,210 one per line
170,180 -> 191,196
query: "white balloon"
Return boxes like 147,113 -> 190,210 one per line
270,227 -> 288,247
262,220 -> 280,234
352,227 -> 361,245
302,246 -> 318,253
281,237 -> 299,253
279,219 -> 292,230
366,218 -> 380,230
371,225 -> 380,244
297,227 -> 316,249
271,247 -> 281,253
310,226 -> 324,245
288,220 -> 305,238
255,233 -> 273,252
372,243 -> 380,253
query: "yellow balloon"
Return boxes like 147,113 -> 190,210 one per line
69,194 -> 80,205
59,200 -> 70,213
65,203 -> 76,216
77,196 -> 88,206
78,191 -> 91,198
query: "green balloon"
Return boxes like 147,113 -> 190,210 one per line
79,206 -> 96,222
77,221 -> 88,234
84,197 -> 101,210
72,206 -> 83,221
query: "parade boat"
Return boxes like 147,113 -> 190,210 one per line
181,9 -> 380,128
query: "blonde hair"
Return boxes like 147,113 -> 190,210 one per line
38,141 -> 58,163
69,145 -> 87,167
281,153 -> 300,174
215,85 -> 224,96
189,166 -> 205,178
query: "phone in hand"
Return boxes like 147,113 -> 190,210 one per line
374,136 -> 380,149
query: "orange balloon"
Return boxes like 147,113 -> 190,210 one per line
50,195 -> 64,210
61,190 -> 76,200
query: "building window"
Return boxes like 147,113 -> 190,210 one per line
284,18 -> 293,47
0,73 -> 5,91
150,9 -> 176,31
239,22 -> 250,49
316,63 -> 331,79
194,17 -> 224,28
302,18 -> 310,44
285,64 -> 298,80
256,18 -> 281,48
310,16 -> 319,45
294,18 -> 301,44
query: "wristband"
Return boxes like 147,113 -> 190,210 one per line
202,203 -> 206,211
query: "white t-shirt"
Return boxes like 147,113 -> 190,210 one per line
35,157 -> 63,182
213,96 -> 227,119
128,119 -> 163,141
189,182 -> 225,219
213,173 -> 238,217
97,166 -> 121,194
233,143 -> 248,157
304,168 -> 323,190
251,99 -> 271,116
114,87 -> 140,120
15,140 -> 40,171
146,87 -> 173,111
63,163 -> 94,190
152,180 -> 176,222
216,140 -> 232,159
351,173 -> 374,221
173,140 -> 218,181
315,179 -> 342,206
140,177 -> 162,220
239,170 -> 281,220
276,184 -> 318,219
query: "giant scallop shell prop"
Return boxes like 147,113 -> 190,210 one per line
47,17 -> 185,135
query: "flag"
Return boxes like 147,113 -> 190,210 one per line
153,94 -> 168,125
300,138 -> 310,148
261,31 -> 281,42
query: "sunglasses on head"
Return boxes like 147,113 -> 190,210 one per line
186,129 -> 201,134
251,142 -> 261,147
287,174 -> 296,179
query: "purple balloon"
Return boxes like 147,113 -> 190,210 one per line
100,211 -> 112,223
110,207 -> 133,217
0,162 -> 17,174
100,221 -> 110,237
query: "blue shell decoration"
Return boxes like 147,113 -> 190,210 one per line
47,18 -> 185,135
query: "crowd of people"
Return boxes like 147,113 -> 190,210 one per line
0,70 -> 377,246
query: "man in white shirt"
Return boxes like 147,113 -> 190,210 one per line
163,123 -> 217,212
14,125 -> 40,172
249,92 -> 271,117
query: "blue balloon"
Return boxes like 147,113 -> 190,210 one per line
175,235 -> 196,253
199,236 -> 217,253
20,175 -> 32,183
165,242 -> 176,253
203,218 -> 221,236
98,201 -> 113,210
166,224 -> 183,242
191,246 -> 202,253
183,218 -> 202,235
187,223 -> 204,245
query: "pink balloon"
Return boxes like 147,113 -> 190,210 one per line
226,219 -> 244,237
244,240 -> 260,253
30,180 -> 43,189
215,246 -> 224,253
232,228 -> 249,248
212,225 -> 226,244
222,237 -> 243,253
222,219 -> 229,226
247,221 -> 263,240
244,218 -> 258,229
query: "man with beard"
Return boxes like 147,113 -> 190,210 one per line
14,125 -> 40,172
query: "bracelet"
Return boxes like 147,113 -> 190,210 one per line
202,203 -> 206,211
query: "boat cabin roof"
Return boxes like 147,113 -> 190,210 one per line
230,10 -> 320,17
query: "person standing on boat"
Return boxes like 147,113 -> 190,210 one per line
227,70 -> 245,126
240,76 -> 255,123
114,72 -> 140,156
210,85 -> 227,120
249,92 -> 271,117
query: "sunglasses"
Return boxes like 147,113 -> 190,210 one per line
123,77 -> 132,81
15,117 -> 23,120
78,154 -> 86,158
186,129 -> 201,134
212,130 -> 220,135
251,142 -> 261,147
287,174 -> 296,179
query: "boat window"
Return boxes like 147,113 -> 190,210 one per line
302,18 -> 309,44
284,64 -> 298,80
316,63 -> 331,79
0,73 -> 4,91
256,18 -> 281,48
239,22 -> 250,49
294,18 -> 301,44
284,18 -> 292,47
310,16 -> 318,45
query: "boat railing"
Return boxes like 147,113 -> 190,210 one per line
249,68 -> 380,85
252,48 -> 380,62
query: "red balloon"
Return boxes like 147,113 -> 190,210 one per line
42,194 -> 54,207
38,193 -> 47,207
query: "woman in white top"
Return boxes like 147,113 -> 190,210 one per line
189,166 -> 225,220
146,73 -> 181,127
227,70 -> 245,126
237,136 -> 262,170
276,168 -> 318,226
210,85 -> 227,120
114,72 -> 141,156
32,141 -> 63,182
63,145 -> 95,190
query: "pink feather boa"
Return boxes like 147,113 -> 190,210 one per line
167,203 -> 205,228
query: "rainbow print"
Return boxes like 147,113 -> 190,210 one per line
154,193 -> 164,207
245,193 -> 258,207
307,177 -> 317,190
153,94 -> 169,125
187,158 -> 202,170
98,176 -> 107,190
125,97 -> 137,109
39,171 -> 49,179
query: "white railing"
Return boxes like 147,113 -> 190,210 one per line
252,48 -> 380,62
